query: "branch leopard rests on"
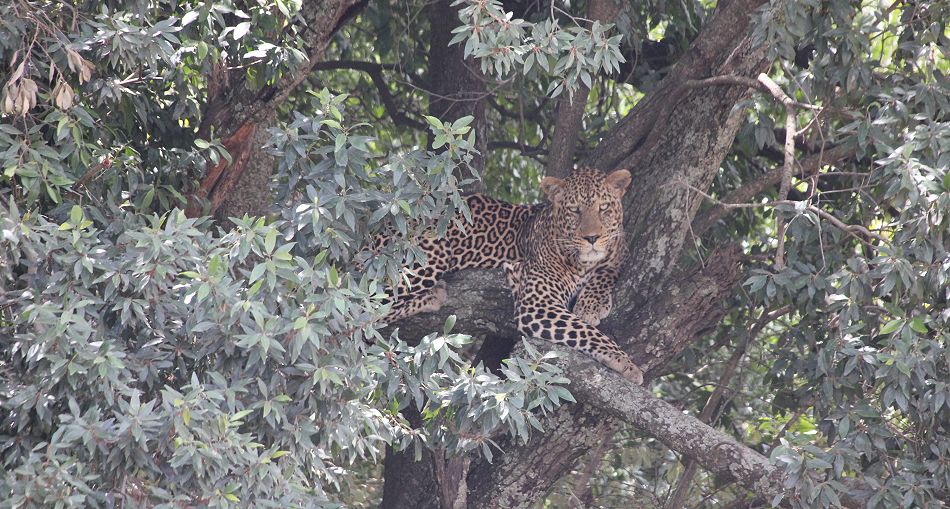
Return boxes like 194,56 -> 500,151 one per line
382,167 -> 643,384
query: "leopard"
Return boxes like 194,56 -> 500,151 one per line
382,167 -> 643,384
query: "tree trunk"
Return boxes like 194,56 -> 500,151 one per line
185,0 -> 365,221
544,0 -> 623,179
427,0 -> 489,189
379,3 -> 493,506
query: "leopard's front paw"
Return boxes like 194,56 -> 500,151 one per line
605,355 -> 643,385
620,361 -> 644,385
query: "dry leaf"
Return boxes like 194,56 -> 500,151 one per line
52,81 -> 74,110
17,78 -> 38,116
1,83 -> 16,115
9,61 -> 24,82
65,48 -> 83,73
79,58 -> 94,84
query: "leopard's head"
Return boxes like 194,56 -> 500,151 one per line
540,167 -> 631,264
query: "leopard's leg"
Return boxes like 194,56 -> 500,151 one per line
572,265 -> 618,327
382,248 -> 451,323
512,265 -> 642,384
384,280 -> 448,322
513,300 -> 642,384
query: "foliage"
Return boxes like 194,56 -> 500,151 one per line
674,1 -> 950,507
0,1 -> 573,506
450,0 -> 627,98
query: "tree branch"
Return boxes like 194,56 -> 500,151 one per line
486,140 -> 547,165
525,338 -> 787,498
690,143 -> 857,236
312,60 -> 428,130
188,0 -> 364,220
684,183 -> 890,246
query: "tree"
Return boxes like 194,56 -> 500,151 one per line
2,0 -> 949,507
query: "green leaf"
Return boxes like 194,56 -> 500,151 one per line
141,187 -> 155,209
69,205 -> 83,224
909,316 -> 928,334
233,22 -> 251,40
879,319 -> 903,335
838,416 -> 850,438
196,283 -> 211,303
264,228 -> 277,254
443,314 -> 457,335
231,409 -> 254,422
452,115 -> 474,130
424,115 -> 445,131
196,41 -> 209,60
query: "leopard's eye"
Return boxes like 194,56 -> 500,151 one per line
567,205 -> 581,214
599,202 -> 610,212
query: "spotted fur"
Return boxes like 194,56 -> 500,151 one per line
384,168 -> 643,384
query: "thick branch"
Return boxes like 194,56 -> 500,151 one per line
187,0 -> 364,220
427,0 -> 489,181
312,60 -> 427,130
200,0 -> 363,138
583,0 -> 770,172
528,339 -> 786,498
545,89 -> 591,178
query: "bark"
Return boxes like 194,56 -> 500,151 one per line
387,0 -> 785,507
544,84 -> 590,179
380,405 -> 443,509
185,0 -> 365,221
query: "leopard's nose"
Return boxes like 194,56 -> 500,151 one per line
582,235 -> 600,245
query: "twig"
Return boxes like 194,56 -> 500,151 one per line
680,74 -> 821,112
770,407 -> 807,448
312,60 -> 427,130
677,73 -> 829,271
809,206 -> 889,244
752,74 -> 799,270
690,144 -> 857,236
682,181 -> 890,246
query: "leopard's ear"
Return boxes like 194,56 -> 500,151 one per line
540,176 -> 566,201
606,169 -> 632,196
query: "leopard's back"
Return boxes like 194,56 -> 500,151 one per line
425,194 -> 536,270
